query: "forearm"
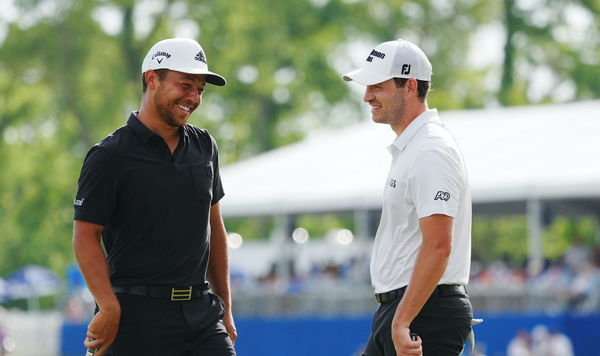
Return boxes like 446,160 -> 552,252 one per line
392,245 -> 449,328
392,214 -> 453,329
207,204 -> 232,309
207,203 -> 237,342
72,221 -> 119,313
208,235 -> 231,306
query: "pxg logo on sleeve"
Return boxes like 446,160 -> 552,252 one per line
434,191 -> 450,201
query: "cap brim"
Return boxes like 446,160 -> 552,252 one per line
342,68 -> 393,86
206,73 -> 226,86
169,67 -> 227,86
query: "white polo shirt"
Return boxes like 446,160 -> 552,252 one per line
371,109 -> 471,294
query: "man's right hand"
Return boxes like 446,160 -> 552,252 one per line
84,306 -> 121,356
392,326 -> 422,356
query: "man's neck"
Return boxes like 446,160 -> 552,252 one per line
391,103 -> 428,137
137,108 -> 181,153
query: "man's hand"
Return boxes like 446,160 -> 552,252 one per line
222,309 -> 238,344
83,306 -> 121,356
392,327 -> 422,356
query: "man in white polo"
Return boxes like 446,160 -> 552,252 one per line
343,39 -> 473,356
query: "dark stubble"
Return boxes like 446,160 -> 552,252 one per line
154,84 -> 185,128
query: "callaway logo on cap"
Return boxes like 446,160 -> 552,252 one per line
343,39 -> 432,85
141,38 -> 226,86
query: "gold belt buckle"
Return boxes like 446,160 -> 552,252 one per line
171,286 -> 193,301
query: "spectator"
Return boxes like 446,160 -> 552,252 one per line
531,259 -> 570,292
547,329 -> 574,356
0,306 -> 15,356
568,261 -> 600,310
564,235 -> 590,272
507,330 -> 532,356
530,324 -> 551,356
592,242 -> 600,267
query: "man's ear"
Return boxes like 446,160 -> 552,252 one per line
406,78 -> 418,96
145,70 -> 159,91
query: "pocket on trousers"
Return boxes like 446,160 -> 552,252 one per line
420,295 -> 473,319
211,293 -> 225,320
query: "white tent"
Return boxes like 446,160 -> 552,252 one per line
221,100 -> 600,216
220,100 -> 600,273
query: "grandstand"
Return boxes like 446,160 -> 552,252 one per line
221,100 -> 600,273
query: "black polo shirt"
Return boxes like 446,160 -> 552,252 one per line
74,112 -> 224,287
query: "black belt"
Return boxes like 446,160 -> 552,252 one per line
113,285 -> 210,301
375,284 -> 466,304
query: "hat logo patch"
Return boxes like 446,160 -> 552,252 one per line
194,51 -> 207,64
152,51 -> 171,64
401,64 -> 411,75
366,49 -> 386,62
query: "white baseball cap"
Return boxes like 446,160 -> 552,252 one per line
141,38 -> 226,86
343,39 -> 432,85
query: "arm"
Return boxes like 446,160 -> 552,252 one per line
207,203 -> 237,343
72,220 -> 120,356
391,214 -> 454,356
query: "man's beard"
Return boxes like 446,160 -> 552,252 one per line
375,94 -> 406,126
157,105 -> 182,127
154,89 -> 187,128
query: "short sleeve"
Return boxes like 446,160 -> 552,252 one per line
210,137 -> 225,205
409,146 -> 463,219
73,147 -> 119,225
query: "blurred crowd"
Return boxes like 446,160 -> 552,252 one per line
226,236 -> 600,313
231,255 -> 371,296
470,239 -> 600,312
507,325 -> 574,356
61,237 -> 600,320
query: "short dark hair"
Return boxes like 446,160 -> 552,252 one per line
142,69 -> 169,93
393,77 -> 430,102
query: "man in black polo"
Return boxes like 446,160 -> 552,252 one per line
73,38 -> 236,356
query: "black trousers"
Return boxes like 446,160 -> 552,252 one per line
363,288 -> 472,356
103,293 -> 236,356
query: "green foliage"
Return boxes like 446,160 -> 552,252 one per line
472,215 -> 529,265
224,213 -> 355,241
473,215 -> 599,265
499,0 -> 600,104
295,213 -> 354,239
0,294 -> 59,311
544,216 -> 599,260
0,134 -> 78,276
224,217 -> 275,241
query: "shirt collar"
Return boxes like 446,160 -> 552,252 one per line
388,109 -> 440,154
127,111 -> 188,144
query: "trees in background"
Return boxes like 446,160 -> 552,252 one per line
499,0 -> 600,105
0,0 -> 598,275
